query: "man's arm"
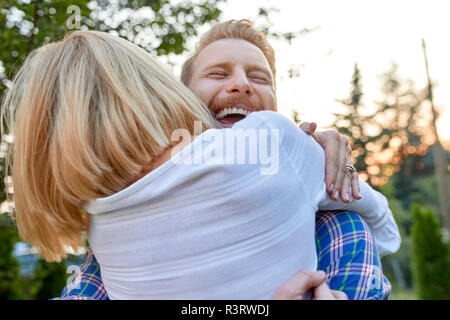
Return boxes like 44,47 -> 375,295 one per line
318,178 -> 401,256
316,211 -> 392,300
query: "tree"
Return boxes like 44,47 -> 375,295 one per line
331,62 -> 435,188
0,0 -> 225,99
422,39 -> 449,231
332,63 -> 374,176
30,259 -> 68,300
369,63 -> 431,186
411,204 -> 450,299
330,62 -> 448,295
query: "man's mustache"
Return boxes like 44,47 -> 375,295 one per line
209,96 -> 260,112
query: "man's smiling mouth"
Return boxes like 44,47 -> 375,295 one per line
213,104 -> 254,127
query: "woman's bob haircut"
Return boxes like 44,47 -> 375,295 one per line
1,30 -> 217,261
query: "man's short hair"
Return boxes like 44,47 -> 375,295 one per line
181,19 -> 276,88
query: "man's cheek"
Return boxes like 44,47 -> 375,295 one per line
262,99 -> 277,111
189,85 -> 215,108
263,105 -> 276,111
258,88 -> 277,111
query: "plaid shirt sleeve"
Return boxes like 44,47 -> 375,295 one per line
58,210 -> 391,300
315,210 -> 391,300
58,248 -> 109,300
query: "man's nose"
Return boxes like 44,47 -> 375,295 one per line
226,73 -> 254,96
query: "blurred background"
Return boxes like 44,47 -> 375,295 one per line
0,0 -> 449,300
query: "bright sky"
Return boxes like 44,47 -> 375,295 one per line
176,0 -> 449,141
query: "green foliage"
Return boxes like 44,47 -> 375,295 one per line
30,258 -> 68,300
380,181 -> 412,235
0,214 -> 24,299
388,283 -> 418,300
379,167 -> 449,293
411,204 -> 450,299
0,0 -> 225,103
87,0 -> 224,56
409,172 -> 447,215
0,158 -> 6,207
379,182 -> 413,288
0,0 -> 91,92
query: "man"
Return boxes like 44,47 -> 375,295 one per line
59,20 -> 399,300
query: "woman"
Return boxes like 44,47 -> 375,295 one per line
2,31 -> 400,299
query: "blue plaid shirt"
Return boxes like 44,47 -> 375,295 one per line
59,211 -> 391,300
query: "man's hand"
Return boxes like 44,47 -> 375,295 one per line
299,122 -> 361,202
273,270 -> 348,300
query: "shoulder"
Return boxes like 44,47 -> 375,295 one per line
234,111 -> 307,140
236,110 -> 295,128
246,112 -> 325,164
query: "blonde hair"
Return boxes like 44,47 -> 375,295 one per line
181,19 -> 276,88
1,30 -> 217,262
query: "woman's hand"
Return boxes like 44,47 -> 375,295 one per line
299,122 -> 361,202
273,270 -> 348,300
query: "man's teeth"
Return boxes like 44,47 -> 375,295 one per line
215,107 -> 251,120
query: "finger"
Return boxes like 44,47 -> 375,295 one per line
314,282 -> 336,300
273,270 -> 327,300
290,270 -> 327,294
351,172 -> 361,199
345,145 -> 360,199
331,290 -> 349,300
333,136 -> 349,200
340,146 -> 352,202
340,171 -> 352,203
298,122 -> 317,135
319,132 -> 340,198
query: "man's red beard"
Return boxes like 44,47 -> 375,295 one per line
209,96 -> 261,128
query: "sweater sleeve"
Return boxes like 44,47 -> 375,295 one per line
252,111 -> 401,256
317,180 -> 401,256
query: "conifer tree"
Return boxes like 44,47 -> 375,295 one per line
411,204 -> 450,299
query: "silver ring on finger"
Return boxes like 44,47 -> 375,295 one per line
346,164 -> 357,175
